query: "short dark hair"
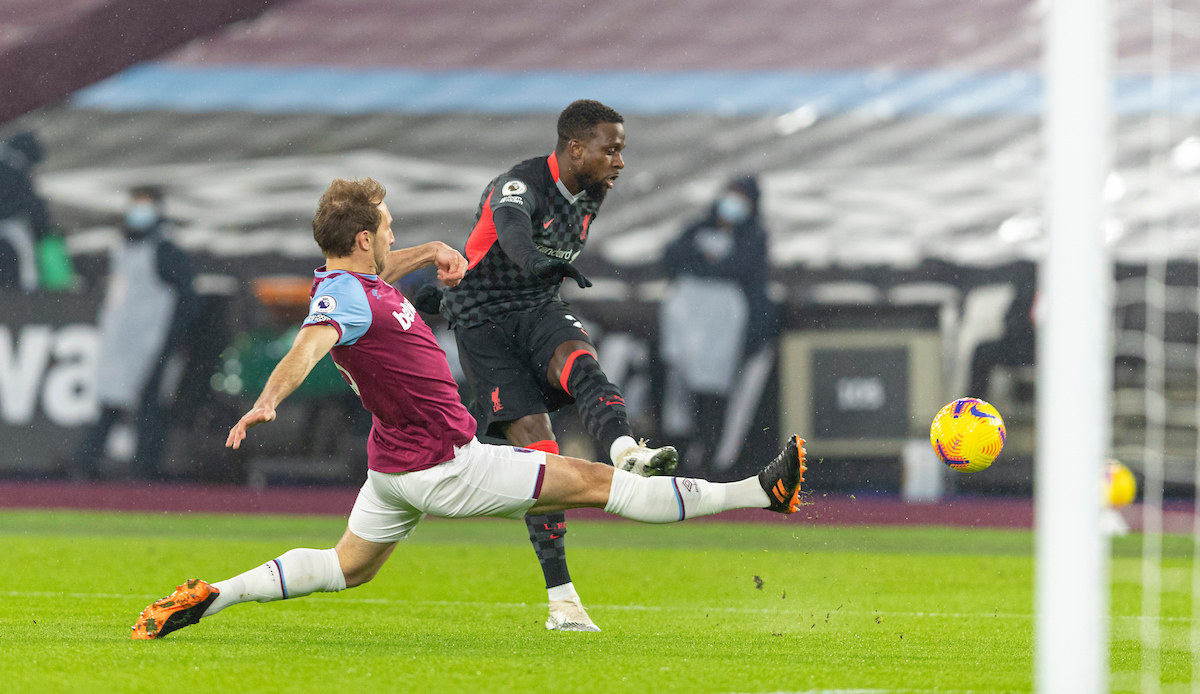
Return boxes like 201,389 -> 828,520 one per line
312,178 -> 386,258
556,100 -> 624,150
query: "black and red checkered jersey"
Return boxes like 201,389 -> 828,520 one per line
441,151 -> 601,328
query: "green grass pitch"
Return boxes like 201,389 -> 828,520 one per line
0,509 -> 1192,693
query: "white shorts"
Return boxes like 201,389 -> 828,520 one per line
347,438 -> 547,544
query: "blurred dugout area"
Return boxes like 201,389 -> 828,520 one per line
214,277 -> 369,488
0,270 -> 370,486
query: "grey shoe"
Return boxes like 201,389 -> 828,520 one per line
613,440 -> 678,477
546,597 -> 601,632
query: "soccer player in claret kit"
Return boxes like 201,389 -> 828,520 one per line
424,100 -> 674,631
130,177 -> 808,640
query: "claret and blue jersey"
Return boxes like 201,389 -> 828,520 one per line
301,267 -> 476,473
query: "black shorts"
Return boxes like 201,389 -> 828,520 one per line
454,301 -> 593,439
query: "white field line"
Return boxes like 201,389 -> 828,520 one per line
727,690 -> 1027,694
0,590 -> 1191,623
728,690 -> 1028,694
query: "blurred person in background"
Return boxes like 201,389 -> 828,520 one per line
422,100 -> 677,632
660,175 -> 777,476
73,186 -> 198,480
967,266 -> 1037,402
0,131 -> 49,293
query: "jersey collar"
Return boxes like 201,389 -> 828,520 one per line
547,151 -> 585,205
315,265 -> 378,280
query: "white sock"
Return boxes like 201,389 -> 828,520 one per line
202,547 -> 346,617
726,477 -> 772,508
547,582 -> 580,602
603,469 -> 771,523
609,435 -> 637,464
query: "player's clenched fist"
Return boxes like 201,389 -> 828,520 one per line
431,243 -> 467,286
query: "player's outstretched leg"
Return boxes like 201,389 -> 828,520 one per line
558,347 -> 677,477
532,436 -> 806,523
600,436 -> 807,523
132,544 -> 360,639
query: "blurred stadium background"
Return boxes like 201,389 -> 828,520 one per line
9,0 -> 1200,691
3,2 -> 1200,534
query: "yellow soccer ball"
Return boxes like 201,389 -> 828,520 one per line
930,398 -> 1006,473
1104,461 -> 1137,508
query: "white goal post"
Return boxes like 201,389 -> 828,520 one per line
1036,0 -> 1112,692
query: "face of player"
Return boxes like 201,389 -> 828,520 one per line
573,122 -> 625,204
369,201 -> 395,273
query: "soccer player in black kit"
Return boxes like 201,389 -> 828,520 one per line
427,100 -> 677,631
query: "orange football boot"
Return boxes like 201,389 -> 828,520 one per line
757,435 -> 807,514
131,579 -> 219,640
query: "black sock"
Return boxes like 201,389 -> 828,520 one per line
564,353 -> 633,459
525,512 -> 571,589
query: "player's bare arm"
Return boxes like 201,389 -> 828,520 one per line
225,324 -> 339,450
378,241 -> 466,286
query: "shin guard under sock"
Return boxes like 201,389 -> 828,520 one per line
561,350 -> 633,458
516,439 -> 571,585
203,547 -> 346,617
522,440 -> 573,589
526,511 -> 572,588
603,469 -> 770,523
